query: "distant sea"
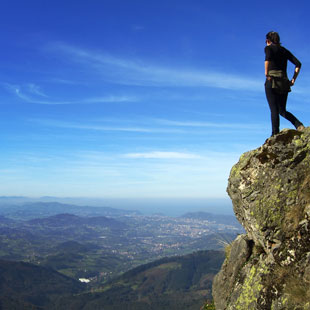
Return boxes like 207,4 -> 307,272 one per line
47,197 -> 234,216
102,197 -> 234,216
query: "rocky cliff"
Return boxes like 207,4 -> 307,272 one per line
213,128 -> 310,310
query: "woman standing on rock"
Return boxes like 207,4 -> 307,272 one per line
265,31 -> 305,136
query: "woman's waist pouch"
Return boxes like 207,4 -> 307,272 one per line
268,70 -> 291,94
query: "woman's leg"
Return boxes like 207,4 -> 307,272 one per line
278,93 -> 303,129
265,81 -> 280,135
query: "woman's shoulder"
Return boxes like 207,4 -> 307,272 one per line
279,45 -> 294,57
264,45 -> 272,54
279,45 -> 289,52
265,44 -> 288,55
265,44 -> 280,52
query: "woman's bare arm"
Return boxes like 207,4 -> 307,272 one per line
291,67 -> 301,85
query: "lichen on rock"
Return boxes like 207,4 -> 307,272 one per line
213,128 -> 310,309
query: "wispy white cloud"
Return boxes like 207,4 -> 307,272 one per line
123,151 -> 202,159
154,118 -> 264,130
26,83 -> 48,97
3,82 -> 47,101
2,82 -> 137,105
29,116 -> 265,135
29,118 -> 185,134
48,42 -> 262,91
49,78 -> 85,85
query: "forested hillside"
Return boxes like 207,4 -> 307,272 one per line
0,250 -> 224,310
53,250 -> 224,310
0,260 -> 85,309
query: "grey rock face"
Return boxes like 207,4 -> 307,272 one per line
213,128 -> 310,310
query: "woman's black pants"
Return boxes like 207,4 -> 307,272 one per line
265,79 -> 303,136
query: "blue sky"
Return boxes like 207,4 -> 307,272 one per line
1,0 -> 310,210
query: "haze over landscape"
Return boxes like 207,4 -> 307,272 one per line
1,0 -> 310,214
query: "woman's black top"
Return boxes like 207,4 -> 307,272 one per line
265,44 -> 301,72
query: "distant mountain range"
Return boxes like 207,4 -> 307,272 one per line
0,201 -> 141,220
0,200 -> 239,225
27,213 -> 124,229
